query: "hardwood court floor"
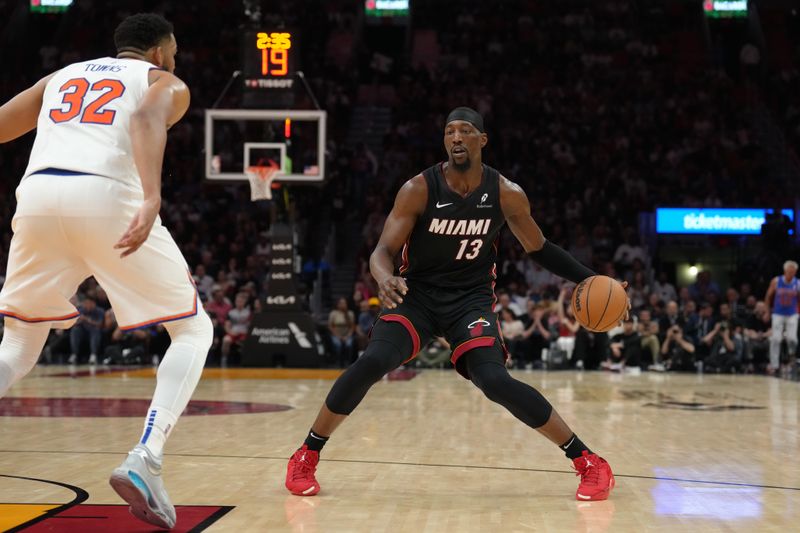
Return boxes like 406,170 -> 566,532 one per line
1,366 -> 798,532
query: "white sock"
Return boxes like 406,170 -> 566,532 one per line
139,406 -> 178,460
137,309 -> 212,457
0,319 -> 51,397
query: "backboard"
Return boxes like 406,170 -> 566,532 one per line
205,109 -> 326,183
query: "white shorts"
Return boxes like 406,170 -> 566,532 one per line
0,173 -> 198,330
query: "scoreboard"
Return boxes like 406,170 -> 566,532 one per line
242,30 -> 296,91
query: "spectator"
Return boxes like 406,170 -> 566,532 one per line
661,324 -> 696,371
689,271 -> 721,303
496,291 -> 525,317
659,301 -> 684,336
681,300 -> 700,339
627,271 -> 649,310
695,302 -> 717,361
602,318 -> 641,372
556,287 -> 580,362
69,297 -> 104,365
221,292 -> 252,366
521,302 -> 552,368
193,264 -> 214,300
329,297 -> 356,367
205,286 -> 233,324
744,301 -> 772,372
356,297 -> 381,352
568,234 -> 593,268
499,308 -> 526,368
636,310 -> 662,371
653,272 -> 678,304
613,231 -> 647,272
725,288 -> 746,321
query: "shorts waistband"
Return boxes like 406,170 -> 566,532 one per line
31,168 -> 92,177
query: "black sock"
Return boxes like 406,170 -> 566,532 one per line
304,429 -> 329,452
560,433 -> 591,459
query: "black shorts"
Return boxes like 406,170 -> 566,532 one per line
376,280 -> 509,379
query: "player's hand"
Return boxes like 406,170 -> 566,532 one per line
378,276 -> 408,309
619,280 -> 631,322
114,197 -> 161,258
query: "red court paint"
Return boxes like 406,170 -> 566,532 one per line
0,397 -> 291,417
20,504 -> 232,532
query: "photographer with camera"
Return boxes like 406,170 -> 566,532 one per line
660,323 -> 696,371
702,318 -> 744,373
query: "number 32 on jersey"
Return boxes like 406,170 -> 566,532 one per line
456,239 -> 483,260
49,78 -> 125,125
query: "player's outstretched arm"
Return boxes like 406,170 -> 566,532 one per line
370,175 -> 427,309
500,176 -> 595,284
114,71 -> 189,258
0,74 -> 54,144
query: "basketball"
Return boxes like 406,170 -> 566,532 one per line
571,276 -> 628,332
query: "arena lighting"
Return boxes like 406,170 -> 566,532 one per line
688,265 -> 698,277
655,208 -> 793,235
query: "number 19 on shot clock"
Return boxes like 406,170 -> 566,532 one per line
242,30 -> 296,90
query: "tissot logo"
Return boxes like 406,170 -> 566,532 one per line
271,272 -> 292,280
272,258 -> 292,265
273,243 -> 293,251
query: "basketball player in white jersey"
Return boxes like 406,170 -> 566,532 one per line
0,14 -> 211,529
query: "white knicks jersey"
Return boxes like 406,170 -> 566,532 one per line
24,57 -> 156,190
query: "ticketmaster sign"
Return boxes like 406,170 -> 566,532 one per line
656,208 -> 794,235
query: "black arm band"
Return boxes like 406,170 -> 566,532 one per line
527,240 -> 596,284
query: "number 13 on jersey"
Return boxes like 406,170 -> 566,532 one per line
456,239 -> 483,260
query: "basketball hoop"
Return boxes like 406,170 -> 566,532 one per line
245,163 -> 281,201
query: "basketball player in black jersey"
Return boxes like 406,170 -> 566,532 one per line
286,107 -> 618,501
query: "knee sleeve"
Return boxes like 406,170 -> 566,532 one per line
164,307 -> 214,351
325,321 -> 412,415
466,346 -> 553,428
0,319 -> 51,395
150,310 -> 213,416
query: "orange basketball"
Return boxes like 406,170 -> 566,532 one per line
570,276 -> 628,332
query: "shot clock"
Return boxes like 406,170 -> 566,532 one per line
242,30 -> 296,91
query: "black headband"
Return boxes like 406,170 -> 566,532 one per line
446,106 -> 484,133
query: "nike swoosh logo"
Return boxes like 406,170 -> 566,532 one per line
577,494 -> 592,500
435,202 -> 453,208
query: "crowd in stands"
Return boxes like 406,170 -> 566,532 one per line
0,1 -> 359,365
1,1 -> 799,375
334,1 -> 797,375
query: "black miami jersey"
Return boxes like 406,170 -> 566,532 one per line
399,163 -> 505,289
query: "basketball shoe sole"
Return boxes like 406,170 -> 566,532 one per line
109,445 -> 176,529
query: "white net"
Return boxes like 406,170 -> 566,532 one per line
245,165 -> 281,201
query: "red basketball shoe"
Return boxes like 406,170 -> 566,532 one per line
286,445 -> 321,496
573,451 -> 615,501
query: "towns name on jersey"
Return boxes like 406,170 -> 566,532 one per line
428,218 -> 492,236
